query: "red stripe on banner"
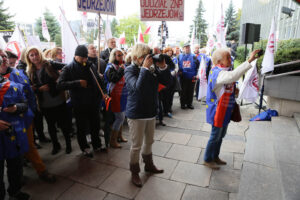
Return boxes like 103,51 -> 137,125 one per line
214,92 -> 231,128
0,81 -> 10,107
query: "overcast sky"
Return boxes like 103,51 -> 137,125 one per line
4,0 -> 242,41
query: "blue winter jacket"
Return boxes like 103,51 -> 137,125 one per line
125,64 -> 171,119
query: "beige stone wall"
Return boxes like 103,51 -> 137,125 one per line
267,96 -> 300,117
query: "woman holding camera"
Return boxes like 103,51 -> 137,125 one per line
125,43 -> 172,187
105,49 -> 128,148
26,47 -> 71,155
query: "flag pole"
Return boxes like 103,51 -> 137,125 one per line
258,74 -> 265,114
59,7 -> 79,45
98,12 -> 102,74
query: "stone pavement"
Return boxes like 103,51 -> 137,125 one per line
5,94 -> 258,200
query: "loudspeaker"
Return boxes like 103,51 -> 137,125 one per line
241,23 -> 261,44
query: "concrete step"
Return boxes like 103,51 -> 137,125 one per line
271,116 -> 300,200
238,117 -> 300,200
294,113 -> 300,132
238,121 -> 283,200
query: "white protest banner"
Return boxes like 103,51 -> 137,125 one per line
6,26 -> 27,59
140,0 -> 184,21
197,55 -> 207,100
60,7 -> 79,64
238,60 -> 259,103
77,0 -> 116,15
261,16 -> 276,74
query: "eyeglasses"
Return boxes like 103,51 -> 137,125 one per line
116,54 -> 123,57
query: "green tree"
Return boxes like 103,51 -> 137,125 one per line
225,0 -> 239,41
111,18 -> 119,37
35,9 -> 61,44
0,0 -> 14,30
116,14 -> 148,46
189,0 -> 208,47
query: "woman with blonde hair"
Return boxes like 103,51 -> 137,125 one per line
125,43 -> 172,187
43,49 -> 52,59
51,47 -> 63,62
105,48 -> 128,148
26,46 -> 71,155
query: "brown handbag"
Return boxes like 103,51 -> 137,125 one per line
231,102 -> 242,122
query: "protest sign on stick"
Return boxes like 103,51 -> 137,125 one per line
140,0 -> 184,21
77,0 -> 116,15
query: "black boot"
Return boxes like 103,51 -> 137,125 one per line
130,163 -> 142,187
142,153 -> 164,173
51,143 -> 61,155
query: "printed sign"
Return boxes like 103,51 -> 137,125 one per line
140,0 -> 184,21
77,0 -> 116,15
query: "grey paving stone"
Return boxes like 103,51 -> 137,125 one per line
153,129 -> 168,141
221,140 -> 245,154
171,161 -> 212,187
99,168 -> 145,199
294,113 -> 300,131
187,135 -> 209,148
104,194 -> 129,200
273,135 -> 300,166
68,160 -> 116,187
23,177 -> 74,200
238,162 -> 283,200
229,193 -> 237,200
182,185 -> 228,200
135,176 -> 185,200
278,162 -> 300,200
148,156 -> 178,179
201,123 -> 212,132
58,183 -> 106,200
166,144 -> 201,163
161,132 -> 192,145
47,155 -> 86,177
106,149 -> 130,169
163,117 -> 179,128
152,141 -> 172,157
210,168 -> 241,193
177,120 -> 203,131
233,154 -> 244,170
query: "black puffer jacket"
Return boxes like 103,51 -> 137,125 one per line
57,59 -> 107,109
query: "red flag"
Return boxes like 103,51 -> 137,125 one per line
144,26 -> 151,35
119,32 -> 126,45
138,25 -> 144,43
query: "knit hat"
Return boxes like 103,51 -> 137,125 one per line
75,45 -> 88,58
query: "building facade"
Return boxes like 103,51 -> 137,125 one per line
240,0 -> 300,41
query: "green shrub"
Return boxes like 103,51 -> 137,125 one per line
236,45 -> 250,63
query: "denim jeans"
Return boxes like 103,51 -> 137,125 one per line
204,125 -> 228,162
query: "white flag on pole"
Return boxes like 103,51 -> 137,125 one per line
197,55 -> 208,100
82,12 -> 88,32
42,15 -> 51,42
261,17 -> 276,74
105,18 -> 113,40
206,34 -> 215,54
5,26 -> 27,59
190,25 -> 195,50
216,4 -> 226,49
238,60 -> 259,103
59,7 -> 79,64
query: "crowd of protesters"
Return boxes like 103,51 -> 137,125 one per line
0,35 -> 261,199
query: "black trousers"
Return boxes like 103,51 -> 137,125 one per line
0,155 -> 23,199
180,78 -> 196,106
74,106 -> 102,151
102,108 -> 114,148
41,103 -> 71,148
33,110 -> 45,140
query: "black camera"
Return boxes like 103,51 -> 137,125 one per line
149,50 -> 166,64
257,49 -> 264,57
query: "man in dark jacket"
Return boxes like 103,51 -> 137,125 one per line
100,38 -> 116,63
88,44 -> 107,75
57,45 -> 107,158
125,43 -> 172,187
